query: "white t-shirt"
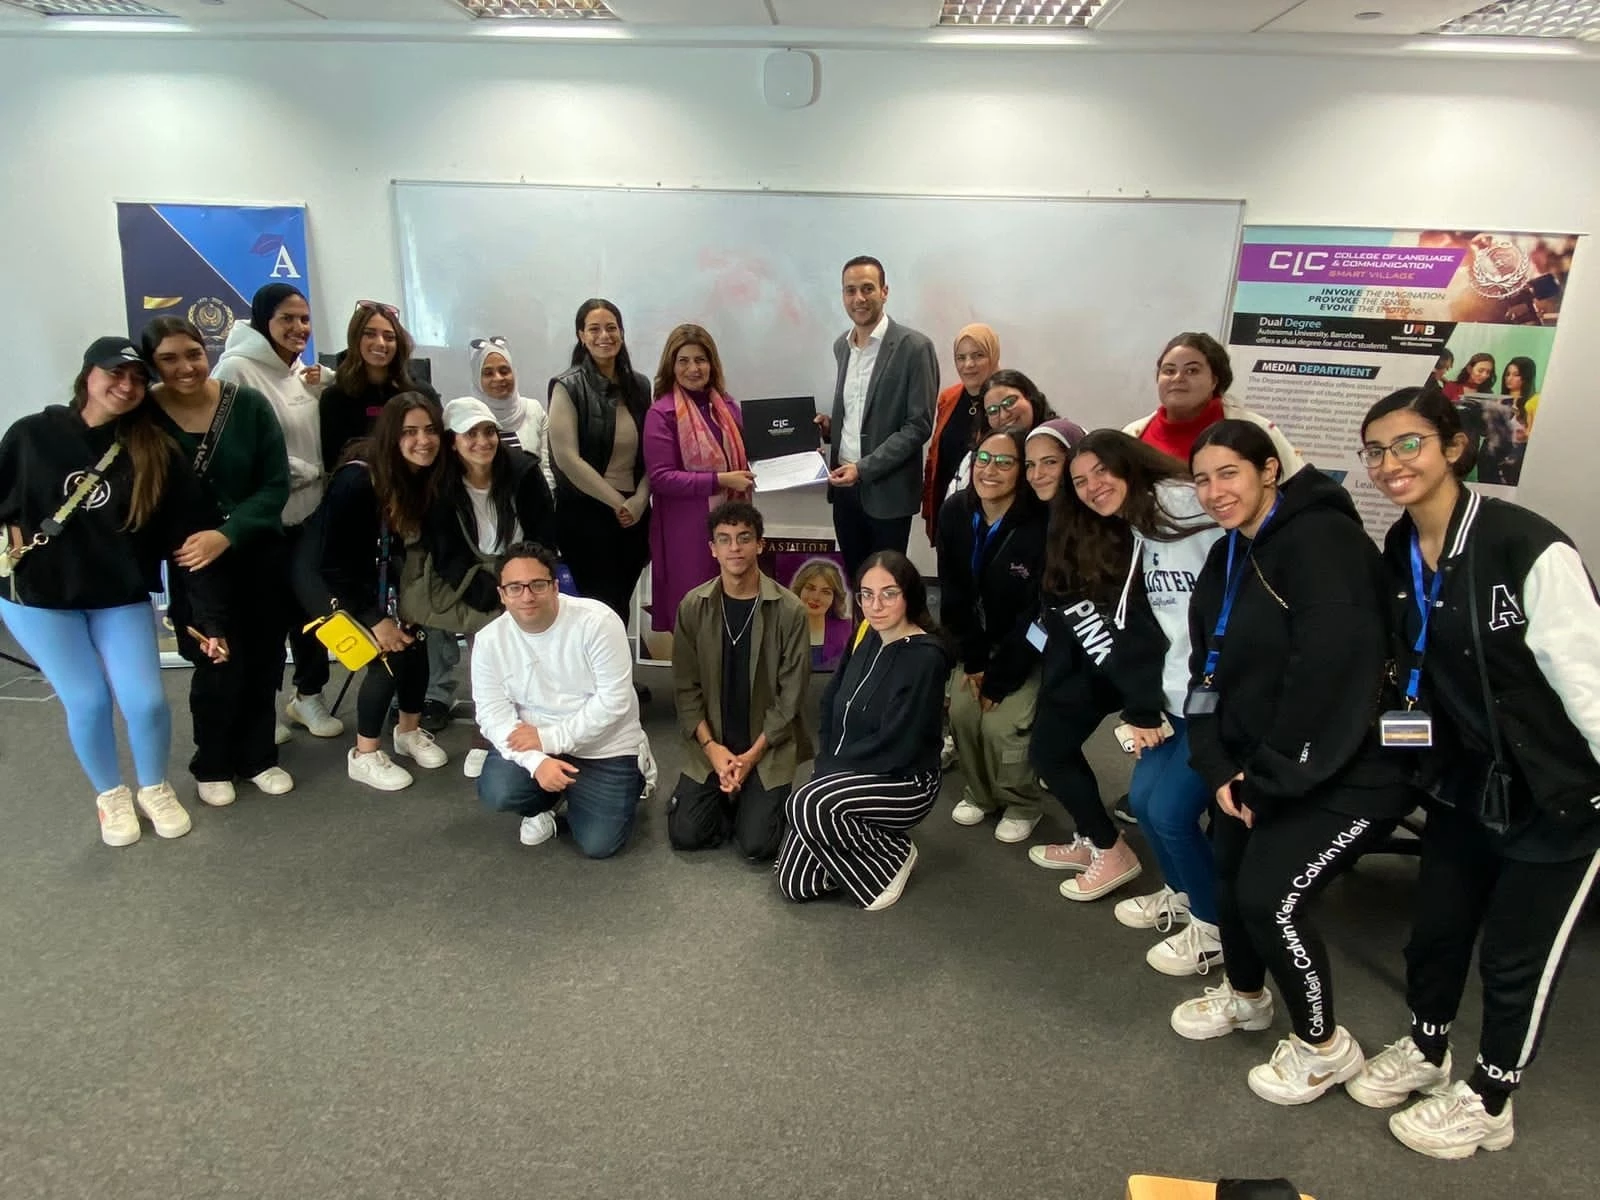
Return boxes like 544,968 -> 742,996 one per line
471,595 -> 648,775
466,484 -> 522,557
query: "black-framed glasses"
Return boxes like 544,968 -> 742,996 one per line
855,587 -> 903,607
974,450 -> 1019,469
356,299 -> 400,318
984,395 -> 1022,416
498,579 -> 555,598
471,336 -> 510,351
1357,433 -> 1440,468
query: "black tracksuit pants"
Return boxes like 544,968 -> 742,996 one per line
1405,803 -> 1600,1092
1213,801 -> 1394,1044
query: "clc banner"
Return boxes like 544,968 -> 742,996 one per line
1228,226 -> 1580,538
115,202 -> 315,365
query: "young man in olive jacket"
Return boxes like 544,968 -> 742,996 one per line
670,502 -> 814,860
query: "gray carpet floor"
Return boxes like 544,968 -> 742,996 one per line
2,658 -> 1596,1200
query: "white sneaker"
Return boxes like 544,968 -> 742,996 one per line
1389,1080 -> 1515,1160
951,796 -> 987,826
1115,885 -> 1191,931
519,811 -> 558,846
1347,1037 -> 1453,1109
285,693 -> 344,738
1028,835 -> 1094,872
1147,918 -> 1224,977
994,809 -> 1041,844
249,766 -> 295,795
463,747 -> 489,779
1248,1027 -> 1365,1106
196,780 -> 237,808
393,727 -> 448,769
1171,981 -> 1274,1041
866,842 -> 918,911
135,781 -> 192,839
347,749 -> 413,792
96,785 -> 140,846
274,721 -> 293,746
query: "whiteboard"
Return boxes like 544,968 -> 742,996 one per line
394,182 -> 1242,426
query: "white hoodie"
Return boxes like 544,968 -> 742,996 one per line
1112,480 -> 1223,715
212,323 -> 325,526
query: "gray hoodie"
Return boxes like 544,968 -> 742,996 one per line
212,322 -> 325,526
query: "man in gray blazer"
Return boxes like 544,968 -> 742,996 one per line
818,255 -> 938,586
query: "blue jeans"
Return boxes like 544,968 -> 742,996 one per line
1127,716 -> 1217,924
476,748 -> 642,859
0,598 -> 170,792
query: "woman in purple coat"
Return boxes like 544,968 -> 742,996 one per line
643,324 -> 755,633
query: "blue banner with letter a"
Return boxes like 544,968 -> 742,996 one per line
116,202 -> 314,365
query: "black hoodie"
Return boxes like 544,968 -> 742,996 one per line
0,405 -> 225,630
936,490 -> 1046,701
1186,466 -> 1412,822
817,626 -> 954,777
424,447 -> 558,614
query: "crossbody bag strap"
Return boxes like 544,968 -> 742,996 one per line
190,381 -> 238,476
1465,534 -> 1507,765
0,441 -> 123,578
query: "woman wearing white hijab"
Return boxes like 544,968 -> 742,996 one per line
468,336 -> 554,493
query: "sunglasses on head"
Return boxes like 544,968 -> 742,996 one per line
471,336 -> 510,351
356,300 -> 400,319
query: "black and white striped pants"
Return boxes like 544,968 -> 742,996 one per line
776,768 -> 942,907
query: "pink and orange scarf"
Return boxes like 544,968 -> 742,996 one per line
674,386 -> 751,507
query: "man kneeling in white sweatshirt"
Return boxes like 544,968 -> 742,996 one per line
472,542 -> 653,858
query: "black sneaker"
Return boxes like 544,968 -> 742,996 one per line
1113,793 -> 1138,826
419,699 -> 452,734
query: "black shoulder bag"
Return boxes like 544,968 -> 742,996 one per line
1466,534 -> 1516,834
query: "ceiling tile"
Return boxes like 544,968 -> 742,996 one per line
605,0 -> 771,24
286,0 -> 473,18
1258,0 -> 1480,35
1095,0 -> 1301,33
770,0 -> 942,28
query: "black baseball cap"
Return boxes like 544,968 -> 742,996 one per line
81,336 -> 150,377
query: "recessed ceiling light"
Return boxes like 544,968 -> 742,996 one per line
1438,0 -> 1600,39
938,1 -> 1108,27
0,0 -> 174,14
449,0 -> 617,18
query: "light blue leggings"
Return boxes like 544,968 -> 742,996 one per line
0,598 -> 171,792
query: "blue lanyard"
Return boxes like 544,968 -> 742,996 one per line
1405,532 -> 1445,707
971,510 -> 1003,579
1201,496 -> 1280,679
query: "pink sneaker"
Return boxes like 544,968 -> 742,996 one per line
1059,836 -> 1142,902
1028,835 -> 1094,872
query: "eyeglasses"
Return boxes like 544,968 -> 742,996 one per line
855,587 -> 903,607
1357,433 -> 1440,468
984,395 -> 1022,416
498,579 -> 555,598
356,300 -> 400,318
712,531 -> 758,547
471,336 -> 510,351
974,450 -> 1019,469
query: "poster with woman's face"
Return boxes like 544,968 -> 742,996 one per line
759,538 -> 854,672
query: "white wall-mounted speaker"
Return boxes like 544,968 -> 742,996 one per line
762,50 -> 818,110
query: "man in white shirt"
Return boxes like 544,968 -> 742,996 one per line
817,255 -> 938,587
472,542 -> 651,858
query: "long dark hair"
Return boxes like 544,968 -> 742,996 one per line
138,315 -> 206,364
70,364 -> 171,531
1454,352 -> 1496,395
1360,385 -> 1477,480
571,298 -> 649,431
442,431 -> 521,555
1501,356 -> 1537,424
856,549 -> 948,649
334,302 -> 419,396
338,392 -> 442,536
1045,430 -> 1195,602
976,369 -> 1056,446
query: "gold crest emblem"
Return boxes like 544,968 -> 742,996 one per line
188,297 -> 236,352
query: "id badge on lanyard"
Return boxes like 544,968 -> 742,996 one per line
1184,501 -> 1278,718
1380,533 -> 1442,749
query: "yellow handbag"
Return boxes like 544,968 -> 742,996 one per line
303,611 -> 381,673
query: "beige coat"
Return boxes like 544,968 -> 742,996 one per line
672,573 -> 815,788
